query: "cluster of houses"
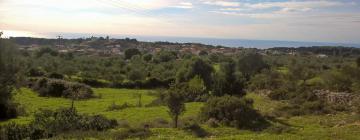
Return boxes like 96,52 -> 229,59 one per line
19,39 -> 246,56
18,38 -> 330,58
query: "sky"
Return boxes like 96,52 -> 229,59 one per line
0,0 -> 360,44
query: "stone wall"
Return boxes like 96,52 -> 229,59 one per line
313,90 -> 355,105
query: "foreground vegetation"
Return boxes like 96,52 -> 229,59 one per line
1,88 -> 359,139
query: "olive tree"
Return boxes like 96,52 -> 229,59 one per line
166,88 -> 185,128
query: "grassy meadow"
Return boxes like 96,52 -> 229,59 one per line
1,88 -> 359,139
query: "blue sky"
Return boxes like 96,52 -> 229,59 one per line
0,0 -> 360,43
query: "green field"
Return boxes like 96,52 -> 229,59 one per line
2,88 -> 360,139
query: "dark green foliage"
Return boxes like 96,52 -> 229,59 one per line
200,96 -> 268,130
237,53 -> 269,79
288,59 -> 316,83
142,53 -> 153,62
183,122 -> 209,138
357,57 -> 360,67
77,78 -> 109,87
36,47 -> 58,58
0,108 -> 117,139
249,69 -> 284,91
111,78 -> 173,89
0,39 -> 21,119
127,68 -> 146,81
114,127 -> 151,139
48,72 -> 64,79
124,48 -> 141,60
166,88 -> 186,128
155,51 -> 177,62
27,67 -> 46,77
176,58 -> 214,88
33,78 -> 93,99
212,60 -> 246,96
0,123 -> 30,140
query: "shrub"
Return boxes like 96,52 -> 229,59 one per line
33,78 -> 93,99
0,123 -> 30,140
79,115 -> 118,131
0,102 -> 19,119
182,122 -> 209,138
200,95 -> 269,130
48,72 -> 64,79
16,107 -> 118,139
77,78 -> 109,88
206,118 -> 220,128
140,118 -> 170,128
114,127 -> 151,139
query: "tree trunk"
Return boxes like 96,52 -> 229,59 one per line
174,115 -> 178,128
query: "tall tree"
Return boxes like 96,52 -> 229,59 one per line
177,58 -> 214,88
213,60 -> 246,96
166,88 -> 185,128
0,39 -> 20,119
237,53 -> 268,80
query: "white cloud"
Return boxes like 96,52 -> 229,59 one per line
202,0 -> 240,7
172,2 -> 193,9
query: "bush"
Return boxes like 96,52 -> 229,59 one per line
0,123 -> 30,140
79,115 -> 118,131
114,127 -> 151,139
32,78 -> 93,99
48,72 -> 64,79
77,78 -> 109,88
200,95 -> 269,130
111,78 -> 173,89
206,118 -> 220,128
182,122 -> 209,138
0,107 -> 118,139
0,102 -> 19,119
140,118 -> 170,128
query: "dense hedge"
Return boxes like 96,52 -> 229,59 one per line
32,78 -> 93,99
110,78 -> 174,89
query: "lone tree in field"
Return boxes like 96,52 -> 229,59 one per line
166,90 -> 185,128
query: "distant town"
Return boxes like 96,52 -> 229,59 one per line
11,36 -> 360,58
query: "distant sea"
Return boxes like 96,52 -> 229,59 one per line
46,33 -> 360,49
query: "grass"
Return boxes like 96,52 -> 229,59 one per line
4,88 -> 202,125
2,88 -> 360,139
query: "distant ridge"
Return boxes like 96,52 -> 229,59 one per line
37,32 -> 360,49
